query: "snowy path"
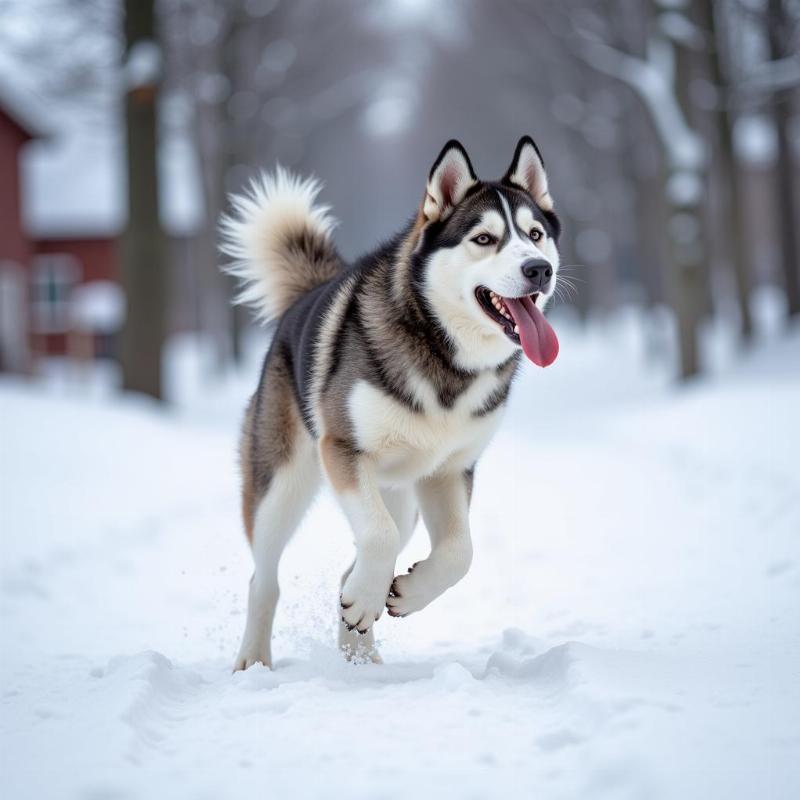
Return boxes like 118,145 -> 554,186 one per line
2,328 -> 799,799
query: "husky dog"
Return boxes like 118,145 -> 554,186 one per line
222,136 -> 561,670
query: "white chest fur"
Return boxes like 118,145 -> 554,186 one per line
347,370 -> 505,485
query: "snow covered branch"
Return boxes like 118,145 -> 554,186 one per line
578,35 -> 705,182
736,52 -> 800,95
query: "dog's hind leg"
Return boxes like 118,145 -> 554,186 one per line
234,358 -> 320,672
234,436 -> 319,671
387,470 -> 473,618
338,486 -> 418,662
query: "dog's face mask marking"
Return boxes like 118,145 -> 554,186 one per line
419,137 -> 561,370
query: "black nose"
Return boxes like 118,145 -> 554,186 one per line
521,258 -> 553,291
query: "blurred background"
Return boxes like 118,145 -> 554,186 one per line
2,4 -> 800,795
0,0 -> 798,398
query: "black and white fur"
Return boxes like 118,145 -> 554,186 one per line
221,137 -> 561,670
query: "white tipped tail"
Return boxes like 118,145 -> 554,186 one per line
220,167 -> 342,324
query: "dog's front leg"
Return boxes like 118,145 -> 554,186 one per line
387,470 -> 473,617
320,436 -> 399,635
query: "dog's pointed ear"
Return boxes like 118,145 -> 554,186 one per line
423,140 -> 478,222
503,135 -> 553,211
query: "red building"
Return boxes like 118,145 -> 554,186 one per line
22,122 -> 127,361
0,81 -> 44,370
0,79 -> 203,372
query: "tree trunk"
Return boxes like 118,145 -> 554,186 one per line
767,0 -> 800,319
772,101 -> 800,318
219,10 -> 239,367
701,0 -> 754,339
218,151 -> 245,365
716,109 -> 754,337
669,32 -> 704,380
119,0 -> 167,399
668,195 -> 704,380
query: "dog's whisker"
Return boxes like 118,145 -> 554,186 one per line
554,279 -> 578,299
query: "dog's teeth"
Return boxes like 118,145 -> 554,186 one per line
513,324 -> 519,333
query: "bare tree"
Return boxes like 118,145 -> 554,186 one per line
766,0 -> 800,318
576,2 -> 707,378
696,0 -> 754,339
162,0 -> 385,367
119,0 -> 167,399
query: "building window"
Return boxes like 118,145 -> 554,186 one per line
30,255 -> 81,334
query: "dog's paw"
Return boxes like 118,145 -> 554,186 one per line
232,647 -> 271,673
340,594 -> 384,634
386,561 -> 439,617
340,563 -> 392,634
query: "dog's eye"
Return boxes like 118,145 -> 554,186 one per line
472,233 -> 495,246
530,229 -> 543,242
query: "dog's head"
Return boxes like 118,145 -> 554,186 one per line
413,137 -> 561,370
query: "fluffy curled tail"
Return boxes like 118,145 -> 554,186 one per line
220,167 -> 343,324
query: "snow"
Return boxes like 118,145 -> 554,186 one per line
124,40 -> 163,90
69,281 -> 126,332
657,11 -> 705,50
581,35 -> 705,176
21,115 -> 204,239
666,169 -> 703,205
1,318 -> 799,799
0,76 -> 50,139
0,56 -> 204,239
22,131 -> 124,238
734,114 -> 778,167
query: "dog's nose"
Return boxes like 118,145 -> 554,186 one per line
521,259 -> 553,291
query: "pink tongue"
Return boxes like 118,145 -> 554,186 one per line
504,295 -> 559,367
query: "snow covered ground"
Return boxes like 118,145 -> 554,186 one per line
1,316 -> 799,800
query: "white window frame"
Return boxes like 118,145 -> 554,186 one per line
30,254 -> 82,335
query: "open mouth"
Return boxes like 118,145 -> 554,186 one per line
474,286 -> 559,368
474,287 -> 538,343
